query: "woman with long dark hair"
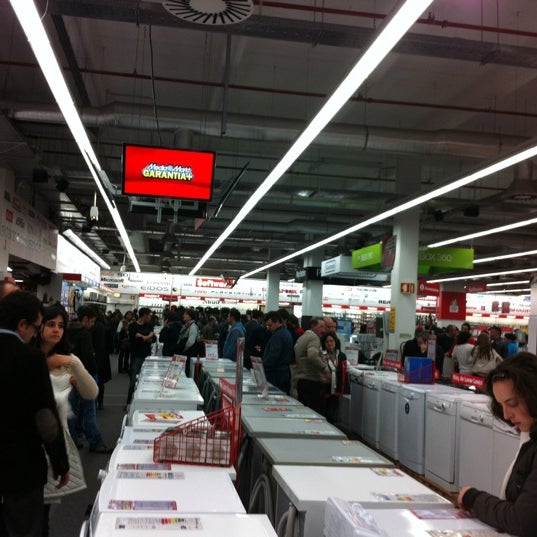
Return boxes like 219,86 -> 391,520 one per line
458,352 -> 537,536
36,304 -> 98,536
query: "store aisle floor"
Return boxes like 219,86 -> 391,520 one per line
48,355 -> 128,537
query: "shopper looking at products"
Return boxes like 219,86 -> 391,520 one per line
470,332 -> 503,377
36,304 -> 98,536
293,317 -> 330,414
321,332 -> 348,424
262,310 -> 293,393
413,331 -> 445,374
117,310 -> 134,373
451,330 -> 475,374
159,311 -> 182,357
176,308 -> 200,376
490,325 -> 507,359
67,305 -> 112,453
0,291 -> 69,537
505,332 -> 519,357
437,324 -> 459,356
126,307 -> 155,405
223,308 -> 246,361
458,352 -> 537,537
92,307 -> 112,410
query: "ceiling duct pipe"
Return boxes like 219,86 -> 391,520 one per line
5,101 -> 526,160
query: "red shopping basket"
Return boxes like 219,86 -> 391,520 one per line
153,404 -> 241,468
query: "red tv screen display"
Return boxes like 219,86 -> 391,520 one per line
122,145 -> 215,201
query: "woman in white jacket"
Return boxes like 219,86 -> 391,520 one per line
37,304 -> 98,537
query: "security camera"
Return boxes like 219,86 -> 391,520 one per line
90,205 -> 99,221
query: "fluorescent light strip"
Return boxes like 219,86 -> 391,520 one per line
487,280 -> 528,287
474,249 -> 537,264
242,139 -> 537,279
63,229 -> 111,269
189,0 -> 434,276
482,288 -> 530,294
427,266 -> 537,284
10,0 -> 140,272
428,218 -> 537,249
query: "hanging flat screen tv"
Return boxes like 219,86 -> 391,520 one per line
122,144 -> 215,201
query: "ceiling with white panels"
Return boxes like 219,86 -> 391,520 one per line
2,0 -> 537,288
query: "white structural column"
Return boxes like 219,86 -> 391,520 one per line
388,211 -> 420,352
387,157 -> 421,353
528,280 -> 537,354
301,249 -> 324,316
266,266 -> 280,311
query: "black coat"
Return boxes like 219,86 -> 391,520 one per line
93,318 -> 112,383
0,332 -> 69,493
463,427 -> 537,537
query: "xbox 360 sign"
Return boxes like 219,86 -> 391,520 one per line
351,243 -> 383,270
418,247 -> 474,274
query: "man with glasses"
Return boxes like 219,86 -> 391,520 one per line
0,291 -> 69,537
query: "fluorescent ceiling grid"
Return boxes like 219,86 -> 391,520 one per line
189,0 -> 435,276
428,217 -> 537,249
9,0 -> 140,272
487,280 -> 528,287
242,138 -> 537,279
428,266 -> 537,284
474,249 -> 537,264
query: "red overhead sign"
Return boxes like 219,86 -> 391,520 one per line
417,281 -> 440,296
122,144 -> 215,201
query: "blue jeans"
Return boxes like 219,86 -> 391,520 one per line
68,388 -> 104,448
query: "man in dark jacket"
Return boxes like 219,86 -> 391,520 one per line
126,307 -> 155,405
0,291 -> 69,537
262,311 -> 293,393
67,305 -> 112,453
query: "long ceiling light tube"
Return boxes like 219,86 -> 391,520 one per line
189,0 -> 434,276
487,280 -> 528,287
242,138 -> 537,279
474,249 -> 537,264
427,266 -> 537,284
9,0 -> 140,272
428,217 -> 537,249
63,229 -> 111,270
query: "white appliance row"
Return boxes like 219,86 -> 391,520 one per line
348,368 -> 521,493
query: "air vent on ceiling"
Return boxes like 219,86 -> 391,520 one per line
506,160 -> 537,201
163,0 -> 253,25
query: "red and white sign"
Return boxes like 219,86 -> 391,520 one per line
417,281 -> 440,296
451,372 -> 485,391
400,282 -> 415,294
466,283 -> 488,293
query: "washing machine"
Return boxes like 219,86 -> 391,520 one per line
241,393 -> 302,406
241,404 -> 321,420
457,400 -> 494,494
424,391 -> 490,491
90,466 -> 244,536
492,418 -> 521,496
397,383 -> 458,475
379,378 -> 400,460
90,513 -> 277,537
361,375 -> 384,449
272,465 -> 451,537
325,501 -> 506,537
105,443 -> 236,481
348,369 -> 365,437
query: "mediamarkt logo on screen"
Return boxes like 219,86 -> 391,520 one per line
122,145 -> 215,201
142,163 -> 194,181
